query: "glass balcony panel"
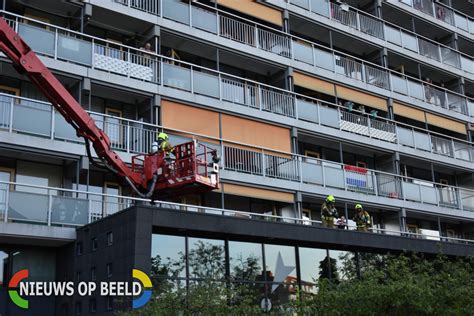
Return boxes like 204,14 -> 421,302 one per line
438,187 -> 458,208
440,47 -> 459,68
446,92 -> 467,114
454,13 -> 468,31
460,189 -> 474,212
193,71 -> 219,98
163,63 -> 191,91
431,136 -> 453,157
415,0 -> 434,15
13,101 -> 51,136
391,74 -> 408,95
418,38 -> 440,61
413,131 -> 430,151
359,14 -> 384,39
54,111 -> 83,142
192,6 -> 217,33
8,191 -> 48,223
319,106 -> 339,128
331,3 -> 357,29
453,141 -> 472,161
290,0 -> 309,9
301,158 -> 323,184
163,0 -> 190,24
335,56 -> 363,81
365,65 -> 389,89
420,185 -> 437,204
460,56 -> 473,74
403,182 -> 421,202
51,195 -> 89,226
397,126 -> 415,147
258,29 -> 291,57
0,95 -> 12,129
376,174 -> 401,198
401,31 -> 418,52
314,47 -> 334,71
311,0 -> 330,17
293,40 -> 314,65
18,23 -> 55,56
407,80 -> 424,100
434,4 -> 453,24
264,155 -> 299,181
345,168 -> 375,194
400,0 -> 413,5
386,25 -> 402,46
296,99 -> 318,123
57,34 -> 92,66
323,163 -> 345,189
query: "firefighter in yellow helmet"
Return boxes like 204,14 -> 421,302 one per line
157,132 -> 175,161
353,203 -> 371,232
321,195 -> 338,228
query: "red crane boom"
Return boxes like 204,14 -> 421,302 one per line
0,17 -> 219,199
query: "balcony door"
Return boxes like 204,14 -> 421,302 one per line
105,108 -> 123,148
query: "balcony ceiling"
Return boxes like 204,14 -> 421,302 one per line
10,0 -> 81,17
91,83 -> 149,104
89,6 -> 152,37
289,15 -> 330,46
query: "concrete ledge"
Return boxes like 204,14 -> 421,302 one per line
0,222 -> 76,246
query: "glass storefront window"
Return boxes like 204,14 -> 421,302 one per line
188,237 -> 225,280
264,244 -> 296,294
151,234 -> 186,279
299,247 -> 327,294
229,241 -> 263,281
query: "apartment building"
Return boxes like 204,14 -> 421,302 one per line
0,0 -> 473,314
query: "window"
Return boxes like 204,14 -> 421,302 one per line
106,296 -> 113,311
89,299 -> 96,313
151,234 -> 186,278
188,237 -> 225,280
107,263 -> 113,277
74,301 -> 82,316
228,241 -> 263,281
356,161 -> 367,168
91,267 -> 96,281
104,108 -> 123,146
0,85 -> 20,96
91,238 -> 98,252
107,232 -> 113,246
304,150 -> 321,165
76,242 -> 83,256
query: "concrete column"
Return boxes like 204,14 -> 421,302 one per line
283,9 -> 290,33
381,47 -> 388,68
81,78 -> 91,111
399,208 -> 407,232
451,32 -> 458,50
374,0 -> 383,18
286,67 -> 294,92
82,4 -> 92,32
393,152 -> 400,175
459,77 -> 465,94
153,94 -> 161,125
387,97 -> 394,119
295,191 -> 303,219
339,142 -> 344,164
291,127 -> 298,154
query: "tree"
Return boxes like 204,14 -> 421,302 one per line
318,255 -> 339,282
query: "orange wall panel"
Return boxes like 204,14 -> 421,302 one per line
161,100 -> 220,138
217,0 -> 282,26
221,114 -> 291,152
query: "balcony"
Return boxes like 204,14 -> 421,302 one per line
83,3 -> 474,117
396,0 -> 474,35
287,1 -> 473,74
1,179 -> 474,247
0,94 -> 473,215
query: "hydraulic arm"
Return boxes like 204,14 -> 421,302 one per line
0,17 -> 219,199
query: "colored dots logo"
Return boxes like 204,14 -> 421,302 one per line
132,269 -> 152,309
8,269 -> 29,309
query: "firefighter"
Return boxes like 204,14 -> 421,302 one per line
157,132 -> 175,161
321,195 -> 338,228
353,204 -> 371,232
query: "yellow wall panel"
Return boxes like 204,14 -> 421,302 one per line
217,0 -> 282,26
336,86 -> 387,111
393,103 -> 425,122
223,183 -> 294,203
425,113 -> 466,135
293,72 -> 335,96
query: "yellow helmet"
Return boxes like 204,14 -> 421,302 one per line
355,203 -> 363,210
326,195 -> 335,203
158,132 -> 168,140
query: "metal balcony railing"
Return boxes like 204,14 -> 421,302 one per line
103,2 -> 474,115
0,13 -> 471,161
288,0 -> 473,73
1,93 -> 473,214
1,179 -> 473,244
396,0 -> 473,34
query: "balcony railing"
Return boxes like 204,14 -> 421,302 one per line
1,179 -> 473,244
289,1 -> 473,74
0,13 -> 471,162
396,0 -> 474,35
102,3 -> 473,116
0,93 -> 473,214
